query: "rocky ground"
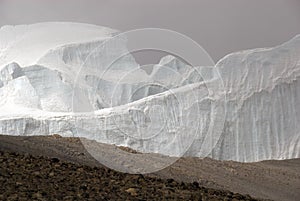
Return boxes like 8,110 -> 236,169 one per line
0,151 -> 257,201
0,135 -> 299,200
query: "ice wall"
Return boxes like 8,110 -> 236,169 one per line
208,35 -> 300,161
0,22 -> 299,162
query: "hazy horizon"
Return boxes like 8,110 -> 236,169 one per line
1,0 -> 300,64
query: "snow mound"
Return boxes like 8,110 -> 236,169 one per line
0,22 -> 117,68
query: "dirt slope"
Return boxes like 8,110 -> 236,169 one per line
0,135 -> 299,201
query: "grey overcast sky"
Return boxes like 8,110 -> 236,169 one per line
0,0 -> 300,63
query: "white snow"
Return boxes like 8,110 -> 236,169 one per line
0,22 -> 117,68
0,22 -> 299,162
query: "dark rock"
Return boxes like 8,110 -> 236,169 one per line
0,150 -> 260,201
50,158 -> 60,163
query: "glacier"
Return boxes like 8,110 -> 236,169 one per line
0,22 -> 299,163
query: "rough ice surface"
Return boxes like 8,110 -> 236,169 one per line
209,36 -> 300,161
0,22 -> 299,162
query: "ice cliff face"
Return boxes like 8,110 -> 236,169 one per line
204,36 -> 300,161
0,22 -> 299,162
